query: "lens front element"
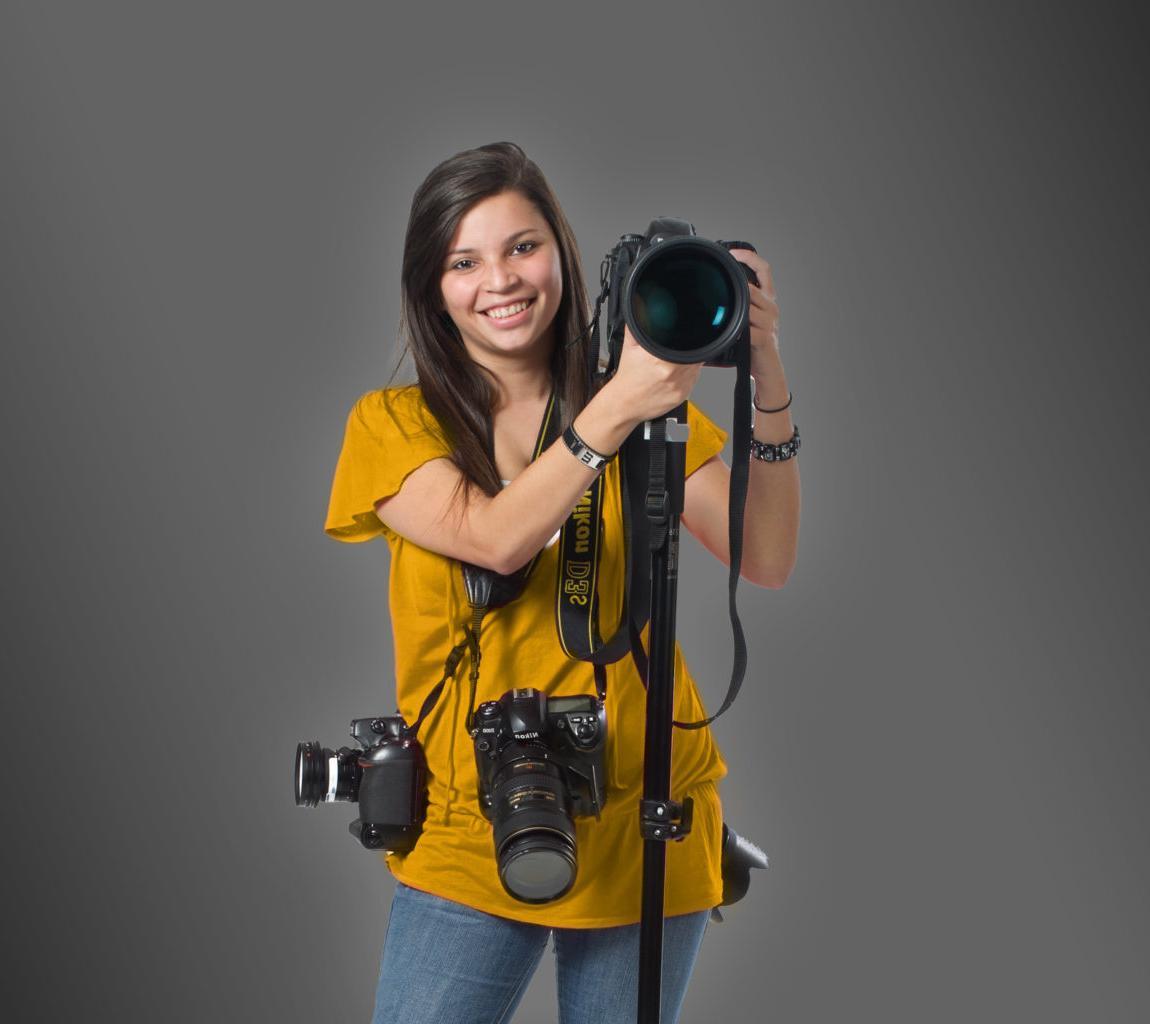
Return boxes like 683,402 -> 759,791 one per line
624,236 -> 749,365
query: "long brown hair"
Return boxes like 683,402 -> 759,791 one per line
394,142 -> 593,499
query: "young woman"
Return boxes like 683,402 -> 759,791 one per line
325,142 -> 799,1024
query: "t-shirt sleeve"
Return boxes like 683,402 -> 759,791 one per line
324,387 -> 454,543
684,400 -> 728,478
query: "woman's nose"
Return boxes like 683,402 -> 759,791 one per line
485,259 -> 519,291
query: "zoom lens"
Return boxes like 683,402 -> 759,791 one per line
624,237 -> 749,364
489,753 -> 578,903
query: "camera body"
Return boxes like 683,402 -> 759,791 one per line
295,715 -> 427,853
602,218 -> 760,369
472,688 -> 607,903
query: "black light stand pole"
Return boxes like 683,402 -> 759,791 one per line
636,403 -> 692,1024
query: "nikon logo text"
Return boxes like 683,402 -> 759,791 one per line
572,489 -> 593,554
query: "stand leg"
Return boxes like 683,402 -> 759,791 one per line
637,405 -> 688,1024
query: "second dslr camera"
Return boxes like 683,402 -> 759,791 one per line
472,688 -> 607,905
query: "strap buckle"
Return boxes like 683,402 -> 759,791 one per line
645,490 -> 669,521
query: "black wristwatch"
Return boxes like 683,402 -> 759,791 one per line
562,424 -> 614,471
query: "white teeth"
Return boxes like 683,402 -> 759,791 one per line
484,299 -> 531,319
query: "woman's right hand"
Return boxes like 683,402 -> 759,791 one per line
570,326 -> 705,461
375,329 -> 705,575
603,326 -> 705,429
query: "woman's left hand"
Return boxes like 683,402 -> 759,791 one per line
728,248 -> 783,378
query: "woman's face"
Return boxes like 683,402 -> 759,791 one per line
439,190 -> 564,369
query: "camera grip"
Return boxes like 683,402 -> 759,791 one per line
717,239 -> 760,288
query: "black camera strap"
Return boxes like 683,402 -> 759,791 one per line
556,418 -> 663,688
557,302 -> 755,731
402,602 -> 500,739
405,632 -> 471,740
673,342 -> 751,729
555,469 -> 629,661
608,374 -> 751,731
410,390 -> 613,738
409,341 -> 754,740
556,242 -> 657,687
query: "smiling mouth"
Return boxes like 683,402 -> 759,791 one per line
482,298 -> 535,319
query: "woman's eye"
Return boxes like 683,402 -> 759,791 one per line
449,242 -> 535,271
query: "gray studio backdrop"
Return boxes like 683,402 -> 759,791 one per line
4,3 -> 1148,1022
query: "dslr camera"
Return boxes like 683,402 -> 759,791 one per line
295,715 -> 427,852
472,688 -> 607,904
599,218 -> 760,371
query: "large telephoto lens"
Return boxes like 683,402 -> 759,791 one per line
489,749 -> 578,903
624,236 -> 749,364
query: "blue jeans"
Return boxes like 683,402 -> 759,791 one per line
372,882 -> 710,1024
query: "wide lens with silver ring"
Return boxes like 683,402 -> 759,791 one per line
623,236 -> 751,365
294,742 -> 360,806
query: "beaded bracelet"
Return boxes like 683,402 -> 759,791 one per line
750,426 -> 800,463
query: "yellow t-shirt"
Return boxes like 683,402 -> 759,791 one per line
325,384 -> 729,927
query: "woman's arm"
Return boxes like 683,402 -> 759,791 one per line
681,249 -> 801,589
374,335 -> 704,575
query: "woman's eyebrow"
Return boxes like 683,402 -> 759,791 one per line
447,228 -> 539,256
